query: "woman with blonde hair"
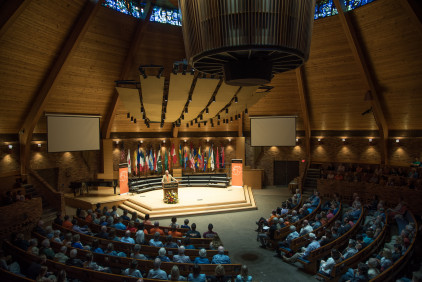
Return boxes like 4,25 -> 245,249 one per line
168,265 -> 186,281
235,265 -> 252,282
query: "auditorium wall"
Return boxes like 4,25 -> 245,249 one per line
244,137 -> 307,186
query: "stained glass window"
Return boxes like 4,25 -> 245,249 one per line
315,0 -> 377,20
149,6 -> 181,26
102,0 -> 146,19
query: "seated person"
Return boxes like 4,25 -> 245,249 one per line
104,243 -> 118,256
71,219 -> 90,235
54,246 -> 69,263
34,220 -> 47,237
208,264 -> 231,282
91,239 -> 104,254
203,223 -> 218,239
258,217 -> 279,248
126,221 -> 137,233
168,224 -> 182,237
83,251 -> 110,272
188,264 -> 207,282
340,262 -> 369,282
299,220 -> 313,236
379,248 -> 393,271
186,223 -> 201,238
149,232 -> 164,247
120,230 -> 135,244
122,259 -> 143,278
156,247 -> 171,262
235,265 -> 252,282
149,221 -> 164,235
276,225 -> 299,254
12,233 -> 29,251
342,239 -> 358,260
319,249 -> 342,276
120,210 -> 131,221
164,235 -> 179,249
194,249 -> 210,264
169,216 -> 180,228
183,237 -> 195,249
66,249 -> 83,267
130,244 -> 146,260
168,265 -> 186,281
96,225 -> 109,239
362,230 -> 374,247
147,258 -> 168,280
40,239 -> 55,260
71,234 -> 83,250
112,218 -> 127,230
181,219 -> 190,230
392,244 -> 403,262
107,228 -> 120,241
173,246 -> 191,263
312,214 -> 322,230
282,233 -> 320,262
367,257 -> 380,279
211,246 -> 231,264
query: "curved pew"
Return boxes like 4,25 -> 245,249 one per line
297,207 -> 365,274
3,240 -> 165,282
370,211 -> 418,282
0,268 -> 34,281
288,203 -> 342,253
73,217 -> 212,249
274,200 -> 322,242
52,223 -> 226,260
317,212 -> 388,280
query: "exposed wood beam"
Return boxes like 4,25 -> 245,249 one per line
333,0 -> 389,164
19,0 -> 102,176
296,67 -> 311,162
102,4 -> 154,139
238,112 -> 243,137
401,0 -> 422,38
0,0 -> 32,39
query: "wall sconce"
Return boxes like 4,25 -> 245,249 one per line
8,144 -> 13,150
228,138 -> 232,143
395,139 -> 400,143
37,143 -> 42,148
206,139 -> 209,143
296,138 -> 299,142
140,140 -> 143,144
184,139 -> 187,143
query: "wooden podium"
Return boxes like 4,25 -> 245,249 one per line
163,182 -> 178,202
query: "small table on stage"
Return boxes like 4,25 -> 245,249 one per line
163,182 -> 178,202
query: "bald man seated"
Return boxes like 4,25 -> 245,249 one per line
162,170 -> 178,184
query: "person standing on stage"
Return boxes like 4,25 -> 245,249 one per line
162,170 -> 178,184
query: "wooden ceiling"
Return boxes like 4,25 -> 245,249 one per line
0,0 -> 421,137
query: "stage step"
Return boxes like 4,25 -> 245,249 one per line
119,186 -> 257,219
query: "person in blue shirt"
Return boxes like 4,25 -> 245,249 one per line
194,248 -> 210,264
183,237 -> 195,249
91,239 -> 104,254
181,219 -> 191,230
71,234 -> 83,249
211,246 -> 231,264
156,247 -> 171,262
112,218 -> 126,230
362,230 -> 374,247
173,246 -> 191,263
149,232 -> 164,247
120,210 -> 131,221
188,264 -> 207,282
235,265 -> 252,282
120,230 -> 135,244
164,235 -> 178,249
107,229 -> 120,242
303,233 -> 320,258
122,259 -> 142,278
147,258 -> 168,280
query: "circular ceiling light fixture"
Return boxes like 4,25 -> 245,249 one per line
179,0 -> 315,86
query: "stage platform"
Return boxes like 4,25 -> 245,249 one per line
64,186 -> 257,219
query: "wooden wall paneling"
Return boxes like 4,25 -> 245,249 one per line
0,0 -> 31,39
102,4 -> 155,138
18,0 -> 102,177
296,66 -> 311,162
401,0 -> 422,38
333,0 -> 388,164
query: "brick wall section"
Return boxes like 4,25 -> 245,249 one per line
0,146 -> 20,175
245,137 -> 307,186
29,145 -> 99,192
389,138 -> 422,166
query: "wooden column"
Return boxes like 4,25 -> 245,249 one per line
296,66 -> 311,163
235,137 -> 245,164
97,139 -> 114,179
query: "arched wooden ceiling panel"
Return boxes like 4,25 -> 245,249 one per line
304,15 -> 376,131
352,0 -> 422,130
0,0 -> 85,133
247,70 -> 304,131
41,7 -> 136,133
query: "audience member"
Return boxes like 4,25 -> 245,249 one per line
66,249 -> 83,267
147,258 -> 167,280
188,264 -> 206,282
122,259 -> 143,278
186,223 -> 201,238
156,247 -> 171,262
181,219 -> 190,230
194,249 -> 210,264
235,265 -> 252,282
121,230 -> 135,244
173,246 -> 191,263
54,246 -> 69,263
149,232 -> 164,247
168,265 -> 186,281
211,246 -> 231,264
203,223 -> 218,239
130,244 -> 147,260
150,221 -> 164,235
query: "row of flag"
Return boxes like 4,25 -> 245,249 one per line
122,143 -> 225,175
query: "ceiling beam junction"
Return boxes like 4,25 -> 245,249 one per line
296,66 -> 311,163
18,0 -> 102,177
102,2 -> 155,139
333,0 -> 389,164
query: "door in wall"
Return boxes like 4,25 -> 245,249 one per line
274,160 -> 299,185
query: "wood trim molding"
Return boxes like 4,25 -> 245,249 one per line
101,3 -> 155,139
333,0 -> 389,164
0,0 -> 32,39
296,66 -> 311,162
18,0 -> 102,176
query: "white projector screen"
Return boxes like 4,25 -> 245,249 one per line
47,115 -> 100,152
250,116 -> 296,146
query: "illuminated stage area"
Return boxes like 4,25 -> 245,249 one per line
65,186 -> 256,219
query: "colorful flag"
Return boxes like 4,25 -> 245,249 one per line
168,150 -> 171,171
216,147 -> 220,169
184,147 -> 188,168
210,146 -> 215,171
149,149 -> 154,171
178,144 -> 182,166
198,147 -> 202,169
137,145 -> 141,173
203,151 -> 207,171
154,149 -> 157,171
134,149 -> 138,175
157,149 -> 162,173
139,148 -> 144,172
127,148 -> 131,174
164,148 -> 168,171
221,147 -> 225,168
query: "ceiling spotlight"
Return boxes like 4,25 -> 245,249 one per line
187,123 -> 189,128
198,123 -> 201,128
230,117 -> 233,122
212,96 -> 216,102
245,108 -> 248,114
217,114 -> 220,120
181,114 -> 184,120
185,107 -> 188,113
188,96 -> 192,102
140,140 -> 143,144
131,116 -> 134,122
182,64 -> 187,75
134,118 -> 137,124
205,108 -> 209,114
163,140 -> 166,143
115,140 -> 119,144
235,115 -> 238,120
127,112 -> 130,118
141,107 -> 144,113
157,67 -> 164,78
190,68 -> 195,75
164,95 -> 168,102
142,113 -> 146,120
317,138 -> 321,142
234,96 -> 238,103
225,108 -> 229,114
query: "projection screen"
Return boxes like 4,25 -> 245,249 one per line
250,116 -> 296,147
47,114 -> 101,152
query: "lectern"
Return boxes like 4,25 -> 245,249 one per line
163,182 -> 178,203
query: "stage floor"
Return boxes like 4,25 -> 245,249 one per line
65,186 -> 257,218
